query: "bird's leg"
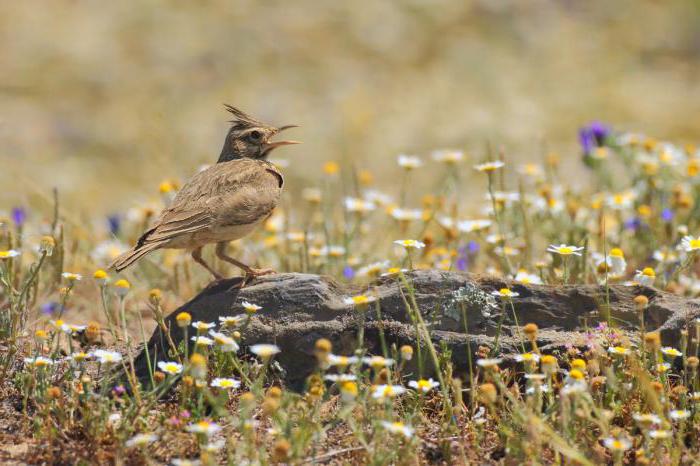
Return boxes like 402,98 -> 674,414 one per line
215,242 -> 275,283
191,247 -> 223,280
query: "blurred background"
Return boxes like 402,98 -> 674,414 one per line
2,0 -> 700,216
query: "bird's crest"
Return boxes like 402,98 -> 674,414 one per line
224,104 -> 264,129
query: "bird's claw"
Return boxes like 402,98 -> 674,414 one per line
241,268 -> 276,287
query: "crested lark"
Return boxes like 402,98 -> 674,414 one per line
111,105 -> 299,281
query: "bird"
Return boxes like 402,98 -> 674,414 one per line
110,105 -> 300,282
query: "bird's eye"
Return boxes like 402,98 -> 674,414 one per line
248,130 -> 262,142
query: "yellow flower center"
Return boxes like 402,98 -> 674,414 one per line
637,205 -> 652,217
642,161 -> 657,174
541,355 -> 557,366
323,161 -> 340,175
264,236 -> 279,247
559,247 -> 573,254
524,164 -> 538,175
159,181 -> 175,193
609,248 -> 624,258
417,380 -> 431,389
642,268 -> 655,277
370,358 -> 385,368
571,359 -> 586,369
341,381 -> 358,395
689,239 -> 700,249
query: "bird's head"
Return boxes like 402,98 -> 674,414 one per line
218,105 -> 300,162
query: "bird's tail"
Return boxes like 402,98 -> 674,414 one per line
110,243 -> 161,272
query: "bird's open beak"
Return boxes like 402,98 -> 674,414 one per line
264,125 -> 302,151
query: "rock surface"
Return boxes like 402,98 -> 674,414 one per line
135,270 -> 700,387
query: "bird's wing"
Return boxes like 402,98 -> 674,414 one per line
138,159 -> 282,246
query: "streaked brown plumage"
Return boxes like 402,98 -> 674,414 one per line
110,105 -> 299,281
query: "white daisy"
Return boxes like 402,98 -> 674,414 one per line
92,349 -> 122,364
397,154 -> 423,170
190,336 -> 214,346
547,244 -> 585,256
210,377 -> 241,389
157,361 -> 183,375
209,331 -> 239,352
372,384 -> 407,400
393,239 -> 426,249
681,235 -> 700,252
408,378 -> 440,393
474,160 -> 505,172
126,433 -> 158,448
186,420 -> 221,436
23,356 -> 54,368
380,421 -> 414,438
240,301 -> 262,313
250,344 -> 281,359
192,321 -> 215,331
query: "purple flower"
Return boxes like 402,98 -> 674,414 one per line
112,385 -> 126,396
456,244 -> 472,271
624,218 -> 641,231
343,265 -> 355,280
455,256 -> 468,272
578,121 -> 611,155
661,208 -> 674,223
41,301 -> 61,316
107,214 -> 121,236
467,241 -> 480,254
11,207 -> 26,226
589,121 -> 610,141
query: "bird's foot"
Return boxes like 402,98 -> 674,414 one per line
241,268 -> 276,287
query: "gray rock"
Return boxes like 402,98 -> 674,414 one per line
134,270 -> 700,388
